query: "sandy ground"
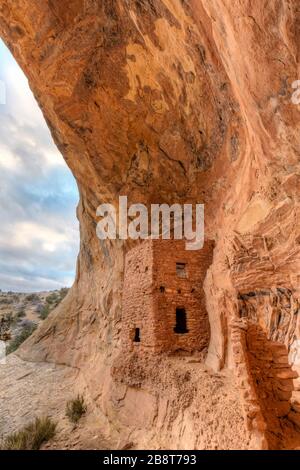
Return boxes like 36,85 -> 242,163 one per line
0,354 -> 112,449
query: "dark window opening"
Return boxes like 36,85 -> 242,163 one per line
176,262 -> 187,278
174,307 -> 188,334
177,289 -> 181,294
133,328 -> 140,343
160,286 -> 165,293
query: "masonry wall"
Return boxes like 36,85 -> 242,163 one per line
122,239 -> 214,354
152,239 -> 214,353
121,241 -> 155,352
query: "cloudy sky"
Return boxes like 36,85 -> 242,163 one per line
0,40 -> 79,292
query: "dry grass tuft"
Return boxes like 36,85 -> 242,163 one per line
66,395 -> 87,423
0,416 -> 57,450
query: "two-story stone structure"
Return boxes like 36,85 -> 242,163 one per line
121,239 -> 214,354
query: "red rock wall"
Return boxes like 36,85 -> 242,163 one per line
246,323 -> 296,450
231,317 -> 300,450
1,0 -> 300,449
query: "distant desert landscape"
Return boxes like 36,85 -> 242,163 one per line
0,289 -> 68,352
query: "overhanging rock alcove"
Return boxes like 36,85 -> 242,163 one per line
1,0 -> 300,450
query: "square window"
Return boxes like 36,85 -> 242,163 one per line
176,263 -> 187,278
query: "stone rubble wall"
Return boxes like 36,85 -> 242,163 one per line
121,241 -> 154,352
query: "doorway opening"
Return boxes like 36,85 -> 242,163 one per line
174,307 -> 188,334
133,327 -> 141,343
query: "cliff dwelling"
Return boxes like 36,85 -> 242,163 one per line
122,239 -> 214,354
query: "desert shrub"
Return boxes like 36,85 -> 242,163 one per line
3,313 -> 13,325
39,304 -> 50,320
0,417 -> 56,450
6,322 -> 37,354
35,303 -> 43,314
0,314 -> 13,338
42,290 -> 67,317
66,395 -> 87,423
59,288 -> 69,300
0,297 -> 13,305
46,293 -> 59,305
25,293 -> 39,302
16,308 -> 26,320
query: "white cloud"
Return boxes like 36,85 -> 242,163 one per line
0,145 -> 20,171
10,221 -> 69,249
4,61 -> 44,127
0,272 -> 70,293
0,40 -> 79,292
44,148 -> 66,167
0,79 -> 6,104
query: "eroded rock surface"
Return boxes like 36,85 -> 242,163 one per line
0,0 -> 300,449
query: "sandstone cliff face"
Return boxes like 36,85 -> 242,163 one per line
0,0 -> 300,449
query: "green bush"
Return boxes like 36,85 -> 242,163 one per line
0,297 -> 13,305
66,395 -> 87,423
39,304 -> 50,320
46,293 -> 59,305
6,323 -> 37,354
3,313 -> 13,325
25,294 -> 39,302
59,288 -> 69,300
40,289 -> 69,319
16,308 -> 26,320
0,417 -> 56,450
